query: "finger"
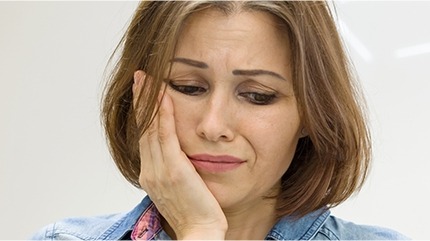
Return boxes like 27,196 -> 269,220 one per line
158,93 -> 188,165
139,98 -> 165,190
132,70 -> 146,126
145,91 -> 172,181
146,100 -> 164,172
134,71 -> 161,189
139,130 -> 154,190
133,70 -> 154,171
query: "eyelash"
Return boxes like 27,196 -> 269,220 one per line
168,82 -> 206,96
168,81 -> 277,105
239,92 -> 277,105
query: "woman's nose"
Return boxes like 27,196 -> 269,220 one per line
196,98 -> 235,142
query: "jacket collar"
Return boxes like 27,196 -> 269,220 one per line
266,208 -> 330,240
98,196 -> 153,240
100,196 -> 330,240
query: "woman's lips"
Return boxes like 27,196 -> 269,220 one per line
188,154 -> 246,173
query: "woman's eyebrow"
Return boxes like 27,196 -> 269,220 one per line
232,69 -> 286,81
170,58 -> 286,81
171,57 -> 208,69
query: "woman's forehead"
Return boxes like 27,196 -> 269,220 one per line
172,8 -> 292,82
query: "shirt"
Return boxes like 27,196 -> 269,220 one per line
30,195 -> 409,240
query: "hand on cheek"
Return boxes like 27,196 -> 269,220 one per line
132,71 -> 228,240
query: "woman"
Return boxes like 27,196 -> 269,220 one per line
32,1 -> 408,240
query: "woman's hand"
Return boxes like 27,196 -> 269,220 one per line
132,71 -> 227,240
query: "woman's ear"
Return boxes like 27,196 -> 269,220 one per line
133,70 -> 146,94
132,70 -> 146,108
299,127 -> 308,138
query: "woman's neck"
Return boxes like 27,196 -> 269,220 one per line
222,197 -> 277,240
161,197 -> 278,240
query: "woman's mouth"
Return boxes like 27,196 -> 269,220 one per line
188,154 -> 246,173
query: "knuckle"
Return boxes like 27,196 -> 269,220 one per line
146,125 -> 158,139
138,177 -> 147,190
157,125 -> 171,142
140,175 -> 155,190
139,170 -> 154,186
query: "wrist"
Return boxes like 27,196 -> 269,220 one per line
178,229 -> 226,240
177,225 -> 227,240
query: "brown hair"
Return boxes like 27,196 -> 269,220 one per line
102,1 -> 371,218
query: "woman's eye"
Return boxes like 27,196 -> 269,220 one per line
169,82 -> 206,96
240,92 -> 277,105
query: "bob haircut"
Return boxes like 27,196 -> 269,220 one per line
102,1 -> 371,218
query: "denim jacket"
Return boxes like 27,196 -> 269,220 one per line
31,196 -> 408,240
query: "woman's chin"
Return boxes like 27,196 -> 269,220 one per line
203,179 -> 242,209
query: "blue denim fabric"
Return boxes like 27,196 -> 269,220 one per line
30,196 -> 409,240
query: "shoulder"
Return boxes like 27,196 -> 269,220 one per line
30,196 -> 153,240
314,215 -> 410,240
29,213 -> 126,240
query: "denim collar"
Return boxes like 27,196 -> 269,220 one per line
98,197 -> 153,240
266,208 -> 330,240
99,196 -> 330,240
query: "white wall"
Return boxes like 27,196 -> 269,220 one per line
1,1 -> 429,239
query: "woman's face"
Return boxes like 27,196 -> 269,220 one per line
167,9 -> 302,211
